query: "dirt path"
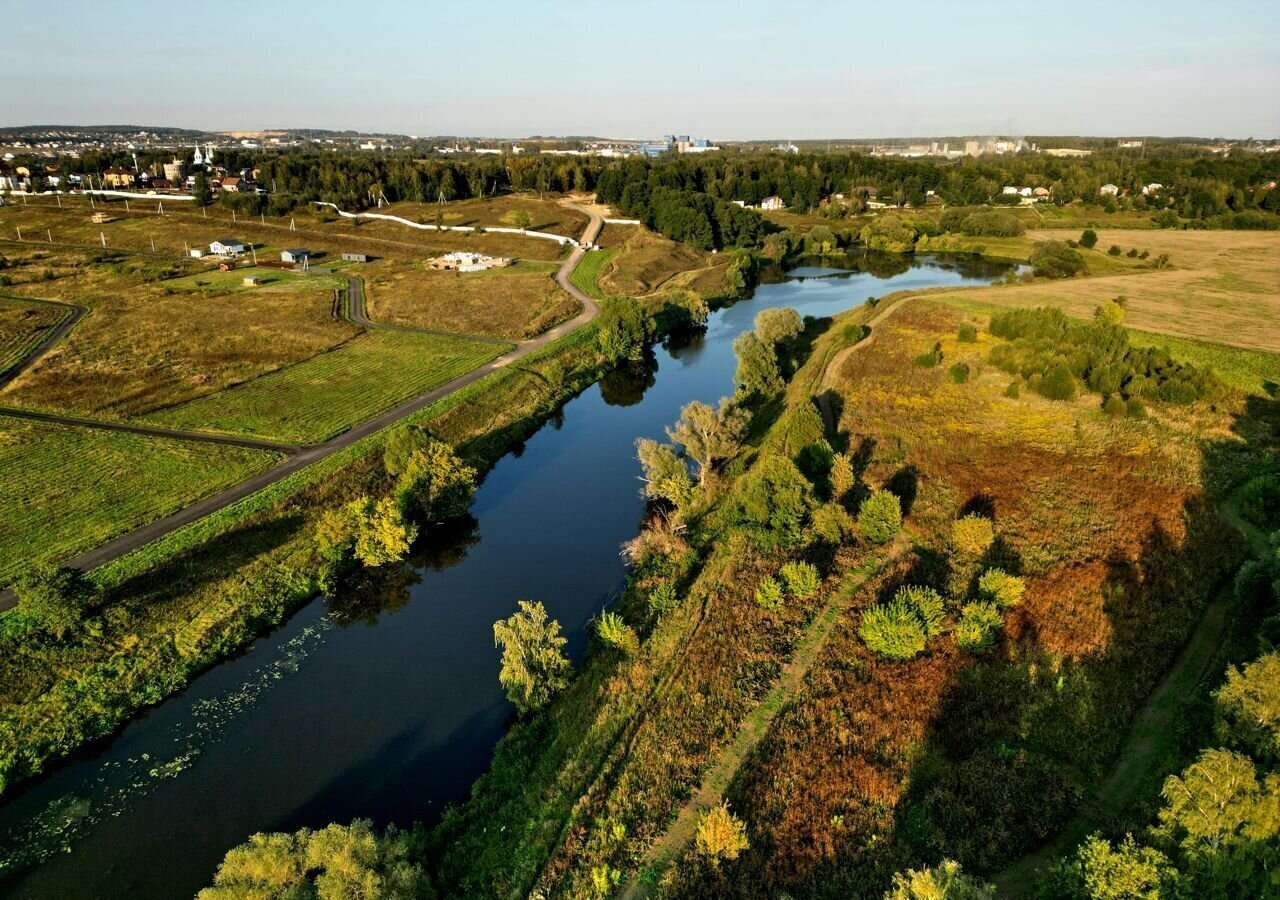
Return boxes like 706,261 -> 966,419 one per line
0,207 -> 603,613
618,546 -> 901,899
992,497 -> 1269,896
617,305 -> 912,898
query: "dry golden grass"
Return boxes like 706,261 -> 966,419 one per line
0,197 -> 570,264
597,227 -> 709,296
375,194 -> 588,237
928,229 -> 1280,352
0,298 -> 66,372
363,259 -> 579,339
0,254 -> 357,419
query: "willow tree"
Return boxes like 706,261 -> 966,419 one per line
493,600 -> 572,715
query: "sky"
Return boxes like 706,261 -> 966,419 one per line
4,0 -> 1278,139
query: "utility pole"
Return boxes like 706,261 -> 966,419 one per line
125,199 -> 130,213
56,194 -> 62,208
16,226 -> 22,240
47,229 -> 53,243
251,245 -> 258,265
151,237 -> 156,252
100,231 -> 106,247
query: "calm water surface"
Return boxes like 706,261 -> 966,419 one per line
0,253 -> 1011,899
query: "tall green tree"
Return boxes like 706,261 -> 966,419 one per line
733,332 -> 783,397
666,398 -> 749,486
493,600 -> 572,715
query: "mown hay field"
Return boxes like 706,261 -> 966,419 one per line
0,414 -> 277,585
142,329 -> 508,443
928,228 -> 1280,352
363,259 -> 578,339
0,297 -> 69,374
0,251 -> 358,420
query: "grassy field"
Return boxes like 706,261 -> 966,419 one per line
374,194 -> 588,237
362,258 -> 578,339
141,329 -> 508,443
0,414 -> 278,585
927,229 -> 1280,352
163,266 -> 344,294
0,248 -> 359,420
0,297 -> 69,374
0,196 -> 571,265
568,248 -> 615,300
598,227 -> 710,296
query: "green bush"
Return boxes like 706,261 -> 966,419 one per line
949,362 -> 971,384
977,569 -> 1025,608
1126,398 -> 1147,419
1240,474 -> 1280,530
896,585 -> 947,637
1030,240 -> 1088,278
596,611 -> 639,656
1108,244 -> 1123,256
958,323 -> 978,343
1079,229 -> 1098,249
858,489 -> 902,545
648,580 -> 679,616
955,601 -> 1003,653
780,561 -> 821,600
1103,394 -> 1127,418
755,576 -> 785,611
15,566 -> 95,639
1005,381 -> 1021,399
859,599 -> 928,660
915,341 -> 943,367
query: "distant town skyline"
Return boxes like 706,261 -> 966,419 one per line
5,0 -> 1278,140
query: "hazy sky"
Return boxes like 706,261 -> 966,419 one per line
5,0 -> 1277,139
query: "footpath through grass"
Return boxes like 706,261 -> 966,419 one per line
622,546 -> 900,899
142,330 -> 509,443
0,413 -> 279,585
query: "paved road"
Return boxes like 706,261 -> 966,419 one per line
0,206 -> 603,612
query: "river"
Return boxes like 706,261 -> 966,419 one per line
0,253 -> 1013,899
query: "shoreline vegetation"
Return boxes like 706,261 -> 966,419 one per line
0,142 -> 1276,897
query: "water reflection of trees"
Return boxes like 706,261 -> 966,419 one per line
599,352 -> 658,407
326,516 -> 481,627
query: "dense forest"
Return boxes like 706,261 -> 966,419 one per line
17,146 -> 1278,244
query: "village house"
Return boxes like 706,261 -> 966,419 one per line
210,238 -> 247,257
427,251 -> 514,272
221,176 -> 243,192
103,167 -> 136,188
341,252 -> 370,263
281,248 -> 310,264
1033,187 -> 1051,198
1099,183 -> 1120,197
760,195 -> 786,211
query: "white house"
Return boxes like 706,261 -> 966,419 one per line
760,195 -> 786,211
1099,183 -> 1120,197
1001,186 -> 1020,195
1018,187 -> 1033,197
281,248 -> 310,263
1141,183 -> 1164,195
210,238 -> 247,257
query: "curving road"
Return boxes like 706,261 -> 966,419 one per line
0,206 -> 604,611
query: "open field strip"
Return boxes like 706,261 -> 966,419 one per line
922,229 -> 1280,352
141,329 -> 510,444
568,247 -> 617,300
0,297 -> 75,376
0,413 -> 278,584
